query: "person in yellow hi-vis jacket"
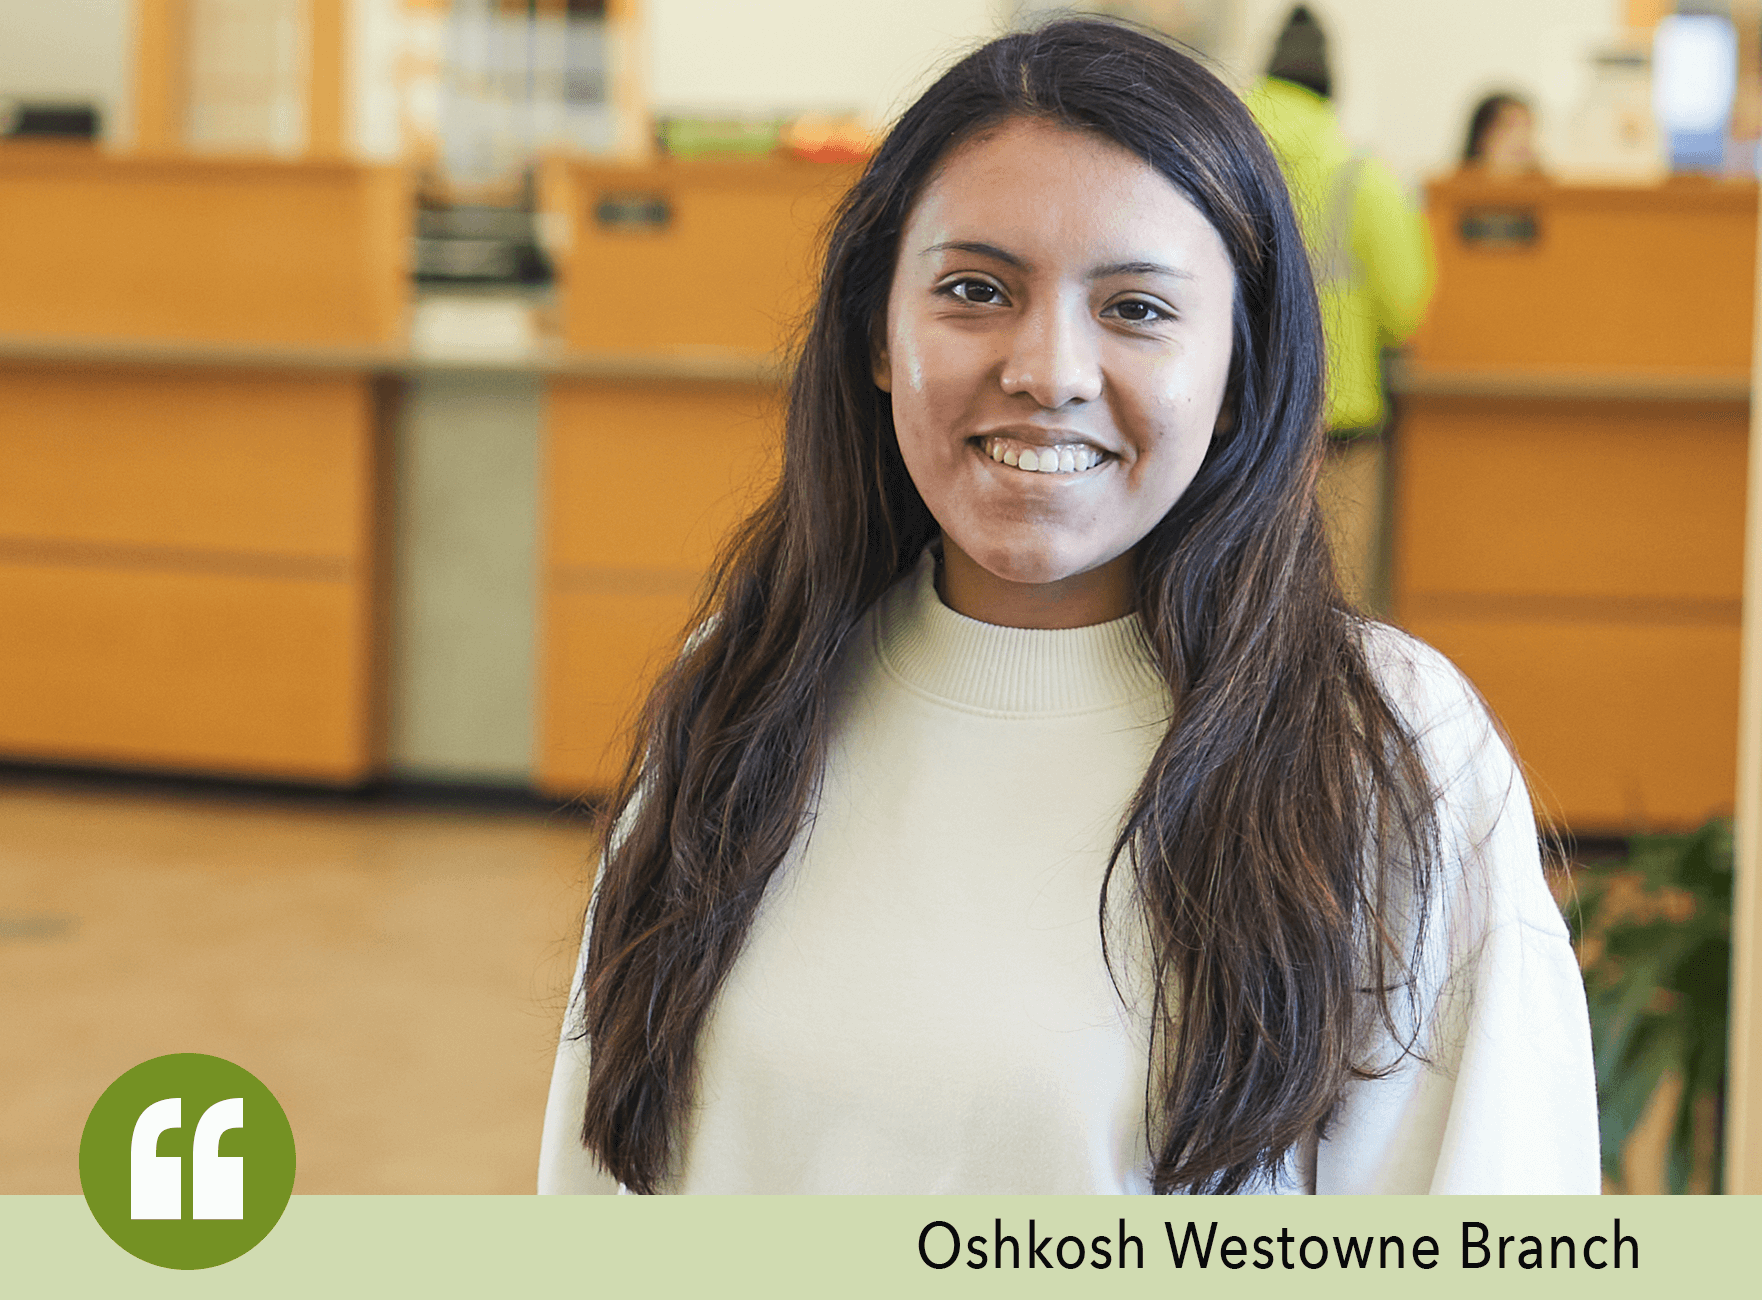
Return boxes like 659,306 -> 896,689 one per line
1244,6 -> 1432,615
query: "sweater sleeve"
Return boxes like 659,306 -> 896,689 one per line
1314,630 -> 1602,1193
537,883 -> 620,1194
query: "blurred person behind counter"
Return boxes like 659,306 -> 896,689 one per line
1461,92 -> 1542,176
1244,6 -> 1433,616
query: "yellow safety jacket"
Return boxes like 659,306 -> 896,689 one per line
1243,77 -> 1434,434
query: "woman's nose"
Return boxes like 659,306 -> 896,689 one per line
999,301 -> 1103,408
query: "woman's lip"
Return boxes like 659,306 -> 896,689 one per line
970,430 -> 1106,451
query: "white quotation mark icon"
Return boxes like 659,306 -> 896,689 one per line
129,1097 -> 245,1220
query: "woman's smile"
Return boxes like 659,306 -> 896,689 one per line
974,434 -> 1109,475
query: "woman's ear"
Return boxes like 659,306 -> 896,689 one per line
1213,390 -> 1235,437
870,319 -> 893,393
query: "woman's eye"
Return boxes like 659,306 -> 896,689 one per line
947,279 -> 1003,305
1106,298 -> 1169,323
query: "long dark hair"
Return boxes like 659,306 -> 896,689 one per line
577,18 -> 1440,1194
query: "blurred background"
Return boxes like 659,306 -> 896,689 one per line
1,0 -> 1758,1195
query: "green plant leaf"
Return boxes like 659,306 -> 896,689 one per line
1597,1029 -> 1679,1184
1676,822 -> 1733,897
1666,1090 -> 1695,1195
1605,918 -> 1685,964
1576,818 -> 1734,1193
1589,952 -> 1667,1092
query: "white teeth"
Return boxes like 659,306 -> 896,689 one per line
981,437 -> 1102,475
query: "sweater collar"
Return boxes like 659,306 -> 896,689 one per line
871,549 -> 1167,715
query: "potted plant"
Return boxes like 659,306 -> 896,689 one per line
1570,819 -> 1733,1192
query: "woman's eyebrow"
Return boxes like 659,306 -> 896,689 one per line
1090,259 -> 1195,281
919,242 -> 1194,283
921,239 -> 1026,266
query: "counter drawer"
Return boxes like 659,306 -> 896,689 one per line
0,367 -> 371,558
538,580 -> 699,795
1397,395 -> 1747,605
545,378 -> 778,573
1401,612 -> 1739,831
0,561 -> 377,781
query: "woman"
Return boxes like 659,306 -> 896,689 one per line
1246,5 -> 1433,618
539,19 -> 1598,1195
1463,93 -> 1541,176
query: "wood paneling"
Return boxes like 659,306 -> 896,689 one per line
131,0 -> 189,154
0,366 -> 386,783
549,157 -> 859,355
0,563 -> 374,780
535,158 -> 862,795
1402,613 -> 1740,831
0,150 -> 408,346
1396,182 -> 1754,833
0,367 -> 370,557
538,378 -> 780,795
539,582 -> 700,795
1397,395 -> 1748,604
307,0 -> 348,159
1396,392 -> 1745,831
1414,179 -> 1756,375
0,127 -> 406,782
544,379 -> 779,572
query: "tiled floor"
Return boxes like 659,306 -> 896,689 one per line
0,776 -> 598,1194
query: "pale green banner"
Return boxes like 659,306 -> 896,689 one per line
4,1194 -> 1753,1296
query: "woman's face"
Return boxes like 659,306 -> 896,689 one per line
874,116 -> 1237,628
1481,102 -> 1536,175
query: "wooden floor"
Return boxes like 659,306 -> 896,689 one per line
0,775 -> 598,1194
2,771 -> 1686,1195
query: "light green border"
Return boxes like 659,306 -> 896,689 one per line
5,1195 -> 1751,1296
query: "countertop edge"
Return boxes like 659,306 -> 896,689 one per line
1390,361 -> 1752,402
0,334 -> 781,384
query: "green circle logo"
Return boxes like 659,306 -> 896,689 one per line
78,1053 -> 296,1270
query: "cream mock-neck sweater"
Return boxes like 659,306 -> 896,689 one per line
538,554 -> 1600,1194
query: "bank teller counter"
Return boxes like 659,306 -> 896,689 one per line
535,157 -> 859,795
1394,177 -> 1754,833
0,146 -> 407,783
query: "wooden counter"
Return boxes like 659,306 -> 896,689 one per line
0,362 -> 390,782
534,157 -> 860,794
1396,177 -> 1755,832
0,144 -> 408,345
0,328 -> 784,789
543,155 -> 859,355
0,149 -> 409,783
0,150 -> 859,793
